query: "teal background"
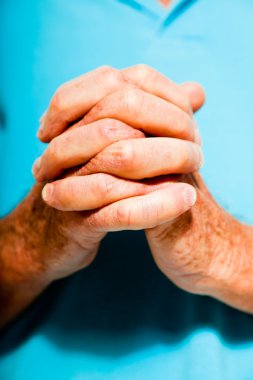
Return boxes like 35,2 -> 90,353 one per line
1,0 -> 253,379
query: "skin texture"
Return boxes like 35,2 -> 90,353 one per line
146,172 -> 253,313
0,65 -> 203,327
1,65 -> 253,328
38,67 -> 192,140
159,0 -> 171,6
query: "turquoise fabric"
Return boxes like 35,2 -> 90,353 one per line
1,1 -> 253,379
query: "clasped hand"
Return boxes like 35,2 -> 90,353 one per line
32,64 -> 209,290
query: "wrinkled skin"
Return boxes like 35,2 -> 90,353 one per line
1,65 -> 253,329
147,172 -> 253,310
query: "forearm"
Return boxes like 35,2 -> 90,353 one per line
189,173 -> 253,313
0,185 -> 52,328
186,173 -> 253,313
147,172 -> 253,315
207,219 -> 253,314
188,176 -> 253,314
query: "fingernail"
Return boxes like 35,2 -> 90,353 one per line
32,157 -> 42,176
42,184 -> 53,203
183,186 -> 197,208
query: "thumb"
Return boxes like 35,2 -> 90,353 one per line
180,82 -> 206,113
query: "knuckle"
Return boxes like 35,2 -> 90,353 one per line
50,85 -> 67,114
96,174 -> 116,199
84,210 -> 104,229
136,64 -> 161,86
97,119 -> 143,142
150,70 -> 161,87
89,141 -> 135,173
133,63 -> 152,78
97,65 -> 113,73
96,119 -> 122,142
115,203 -> 132,226
110,140 -> 135,170
48,138 -> 62,161
104,67 -> 123,88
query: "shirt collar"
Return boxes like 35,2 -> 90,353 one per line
116,0 -> 198,25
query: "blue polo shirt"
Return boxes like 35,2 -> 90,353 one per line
1,1 -> 253,379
